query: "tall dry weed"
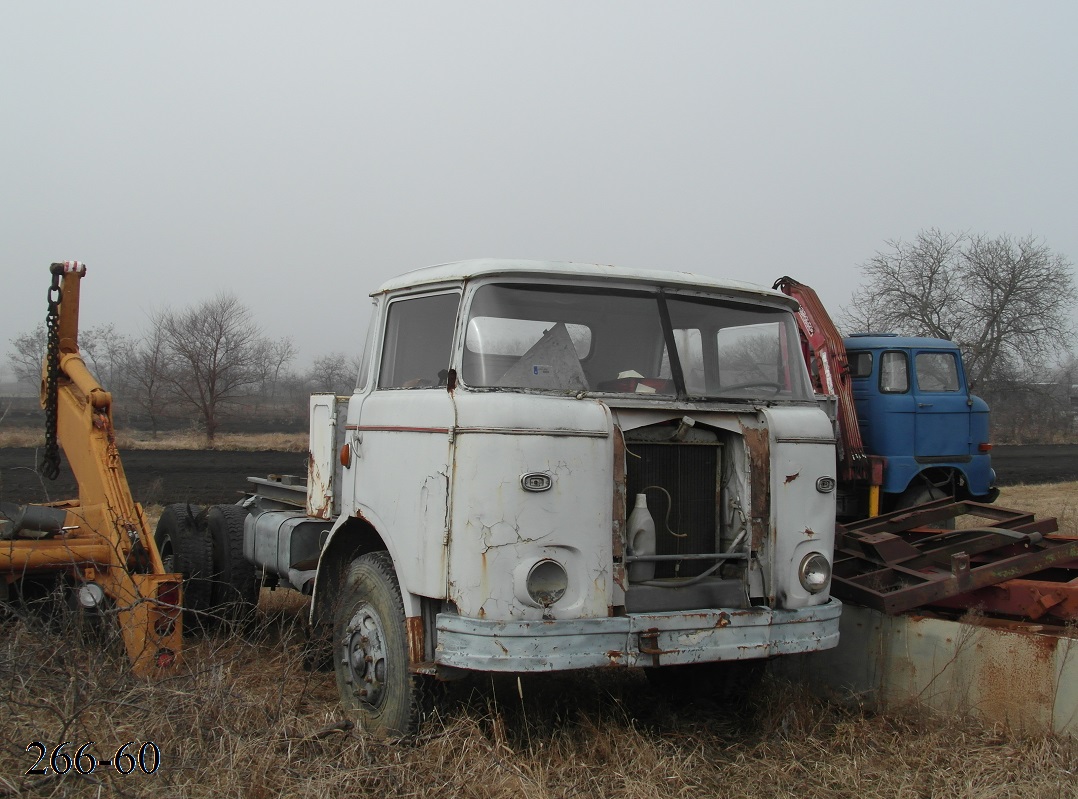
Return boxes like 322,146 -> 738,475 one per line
4,489 -> 1078,798
997,482 -> 1078,536
3,590 -> 1076,799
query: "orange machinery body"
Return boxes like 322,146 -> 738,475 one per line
0,263 -> 183,677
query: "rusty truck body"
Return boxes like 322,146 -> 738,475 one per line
228,260 -> 842,734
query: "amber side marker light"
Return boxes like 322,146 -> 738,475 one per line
979,443 -> 992,452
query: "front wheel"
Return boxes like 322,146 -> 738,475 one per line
895,483 -> 955,529
332,551 -> 434,737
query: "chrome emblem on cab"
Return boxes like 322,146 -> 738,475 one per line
520,473 -> 552,492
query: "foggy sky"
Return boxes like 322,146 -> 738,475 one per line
2,2 -> 1076,376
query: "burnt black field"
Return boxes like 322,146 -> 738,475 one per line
0,445 -> 1073,508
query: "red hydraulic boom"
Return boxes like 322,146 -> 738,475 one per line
773,277 -> 883,496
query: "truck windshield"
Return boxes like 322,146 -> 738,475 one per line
462,283 -> 813,401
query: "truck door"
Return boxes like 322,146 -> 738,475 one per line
351,291 -> 460,599
912,349 -> 970,462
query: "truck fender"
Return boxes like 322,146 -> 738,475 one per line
310,507 -> 416,626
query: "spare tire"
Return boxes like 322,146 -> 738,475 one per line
155,503 -> 214,631
205,504 -> 260,622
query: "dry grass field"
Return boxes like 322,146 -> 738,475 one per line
2,486 -> 1077,798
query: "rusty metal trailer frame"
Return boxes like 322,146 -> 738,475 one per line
830,499 -> 1078,616
929,541 -> 1078,622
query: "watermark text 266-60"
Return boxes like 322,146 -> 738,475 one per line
25,741 -> 161,776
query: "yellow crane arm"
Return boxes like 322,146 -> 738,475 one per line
0,262 -> 183,677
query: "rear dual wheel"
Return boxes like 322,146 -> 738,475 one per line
155,503 -> 214,630
154,503 -> 259,630
204,504 -> 260,621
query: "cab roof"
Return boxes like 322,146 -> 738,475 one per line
844,334 -> 961,350
373,258 -> 795,307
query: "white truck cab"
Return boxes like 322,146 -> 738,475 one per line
245,259 -> 841,735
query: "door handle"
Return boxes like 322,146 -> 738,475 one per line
918,403 -> 933,408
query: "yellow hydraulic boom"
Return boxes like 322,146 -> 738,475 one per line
0,262 -> 183,677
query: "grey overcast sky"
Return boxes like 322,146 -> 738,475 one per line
2,2 -> 1076,373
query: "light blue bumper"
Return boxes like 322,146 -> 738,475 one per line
435,599 -> 842,672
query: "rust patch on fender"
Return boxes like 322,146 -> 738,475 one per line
605,651 -> 625,667
785,471 -> 800,484
611,426 -> 627,592
406,616 -> 424,665
740,424 -> 771,551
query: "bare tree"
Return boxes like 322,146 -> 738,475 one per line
125,310 -> 172,438
7,323 -> 47,391
78,323 -> 135,396
843,230 -> 1076,385
8,322 -> 134,396
307,352 -> 355,395
160,293 -> 264,445
251,336 -> 298,400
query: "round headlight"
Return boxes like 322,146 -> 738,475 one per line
798,552 -> 831,593
77,583 -> 106,609
526,559 -> 568,607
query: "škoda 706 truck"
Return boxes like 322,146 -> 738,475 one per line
166,260 -> 843,735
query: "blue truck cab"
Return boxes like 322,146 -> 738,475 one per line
844,334 -> 999,513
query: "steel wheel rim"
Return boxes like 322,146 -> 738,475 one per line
342,601 -> 389,709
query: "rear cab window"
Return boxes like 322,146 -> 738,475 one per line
879,351 -> 909,393
848,351 -> 872,378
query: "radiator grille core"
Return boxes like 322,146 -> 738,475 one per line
625,442 -> 721,577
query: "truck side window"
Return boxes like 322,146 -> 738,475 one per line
849,352 -> 872,378
879,351 -> 908,393
379,293 -> 460,389
915,352 -> 960,392
355,307 -> 379,393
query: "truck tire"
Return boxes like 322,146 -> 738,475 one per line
332,551 -> 434,737
896,483 -> 956,530
155,503 -> 214,631
205,504 -> 260,623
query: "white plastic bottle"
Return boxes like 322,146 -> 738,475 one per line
627,493 -> 656,583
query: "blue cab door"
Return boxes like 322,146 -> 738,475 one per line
911,349 -> 971,462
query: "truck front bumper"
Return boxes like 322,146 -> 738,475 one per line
434,599 -> 842,672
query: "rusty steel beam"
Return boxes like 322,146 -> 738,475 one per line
930,574 -> 1078,622
830,502 -> 1078,616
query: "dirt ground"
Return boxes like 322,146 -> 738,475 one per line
0,448 -> 305,507
0,444 -> 1074,508
990,443 -> 1078,485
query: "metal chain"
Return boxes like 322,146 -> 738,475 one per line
39,266 -> 63,480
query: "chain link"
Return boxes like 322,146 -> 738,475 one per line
39,266 -> 63,480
